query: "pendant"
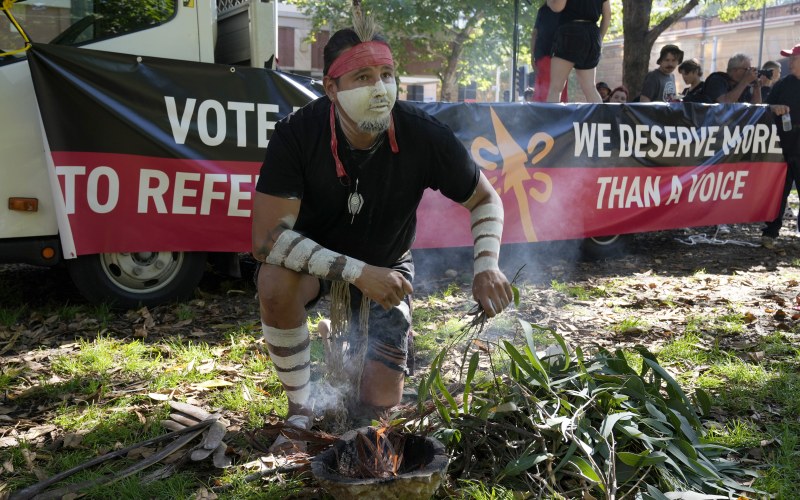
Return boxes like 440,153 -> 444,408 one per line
347,179 -> 364,224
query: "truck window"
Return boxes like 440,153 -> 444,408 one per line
1,0 -> 177,64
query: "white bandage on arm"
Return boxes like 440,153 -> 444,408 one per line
265,229 -> 365,283
470,202 -> 503,275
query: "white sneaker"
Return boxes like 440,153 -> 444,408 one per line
716,224 -> 730,235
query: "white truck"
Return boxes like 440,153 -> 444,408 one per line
0,0 -> 277,307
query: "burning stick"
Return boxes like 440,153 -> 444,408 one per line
335,426 -> 413,479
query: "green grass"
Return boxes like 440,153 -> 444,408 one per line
612,316 -> 647,333
0,364 -> 22,391
657,331 -> 717,366
550,279 -> 608,300
453,479 -> 516,499
753,425 -> 800,498
705,418 -> 764,449
57,303 -> 82,321
52,336 -> 161,377
683,311 -> 746,338
0,306 -> 25,327
208,379 -> 285,427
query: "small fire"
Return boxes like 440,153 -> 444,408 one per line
337,426 -> 408,479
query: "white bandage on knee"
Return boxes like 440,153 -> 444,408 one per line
265,229 -> 365,283
262,323 -> 310,408
470,203 -> 503,276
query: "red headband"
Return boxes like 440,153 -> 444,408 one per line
328,41 -> 394,78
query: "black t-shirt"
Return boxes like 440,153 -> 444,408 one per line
256,97 -> 480,267
681,81 -> 713,103
534,5 -> 560,60
767,74 -> 800,155
704,71 -> 752,103
559,0 -> 607,24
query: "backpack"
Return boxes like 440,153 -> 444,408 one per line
681,81 -> 714,104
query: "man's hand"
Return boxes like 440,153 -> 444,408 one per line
473,269 -> 513,318
771,104 -> 790,116
742,67 -> 758,85
354,265 -> 413,310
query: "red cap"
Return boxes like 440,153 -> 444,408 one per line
780,43 -> 800,57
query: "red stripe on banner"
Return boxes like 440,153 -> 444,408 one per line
414,162 -> 787,249
52,151 -> 786,254
52,152 -> 259,255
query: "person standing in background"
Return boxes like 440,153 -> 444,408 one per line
759,60 -> 781,101
546,0 -> 610,103
523,87 -> 536,102
678,58 -> 709,103
607,86 -> 628,103
762,44 -> 800,249
531,3 -> 567,102
596,81 -> 611,101
639,44 -> 683,102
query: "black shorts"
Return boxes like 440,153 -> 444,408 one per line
332,251 -> 414,373
552,21 -> 602,70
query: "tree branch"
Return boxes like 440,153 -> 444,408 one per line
646,0 -> 701,45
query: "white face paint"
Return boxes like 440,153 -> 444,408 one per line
336,80 -> 397,134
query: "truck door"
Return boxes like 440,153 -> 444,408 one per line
1,0 -> 210,308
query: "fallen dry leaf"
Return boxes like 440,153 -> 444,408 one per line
63,432 -> 85,449
0,436 -> 19,448
190,380 -> 235,391
194,487 -> 218,500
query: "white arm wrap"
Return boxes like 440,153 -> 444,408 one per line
265,229 -> 365,283
470,203 -> 503,276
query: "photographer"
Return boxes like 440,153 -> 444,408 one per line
703,53 -> 762,104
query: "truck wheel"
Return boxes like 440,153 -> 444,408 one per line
67,251 -> 207,309
580,234 -> 633,260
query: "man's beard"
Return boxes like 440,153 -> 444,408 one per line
357,113 -> 391,133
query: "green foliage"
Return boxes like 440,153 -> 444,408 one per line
286,0 -> 536,95
415,322 -> 760,498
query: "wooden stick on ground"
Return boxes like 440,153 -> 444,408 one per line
10,419 -> 213,500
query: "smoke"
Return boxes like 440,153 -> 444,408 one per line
308,377 -> 353,415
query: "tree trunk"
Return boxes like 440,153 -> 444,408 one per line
439,11 -> 484,102
440,46 -> 462,102
622,0 -> 700,99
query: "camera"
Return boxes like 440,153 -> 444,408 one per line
758,68 -> 774,79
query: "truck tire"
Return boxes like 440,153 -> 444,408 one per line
67,251 -> 207,309
580,234 -> 633,260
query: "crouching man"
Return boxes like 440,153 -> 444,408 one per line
250,14 -> 512,452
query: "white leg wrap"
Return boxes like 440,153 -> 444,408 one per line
265,230 -> 365,284
262,323 -> 310,407
470,203 -> 503,275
